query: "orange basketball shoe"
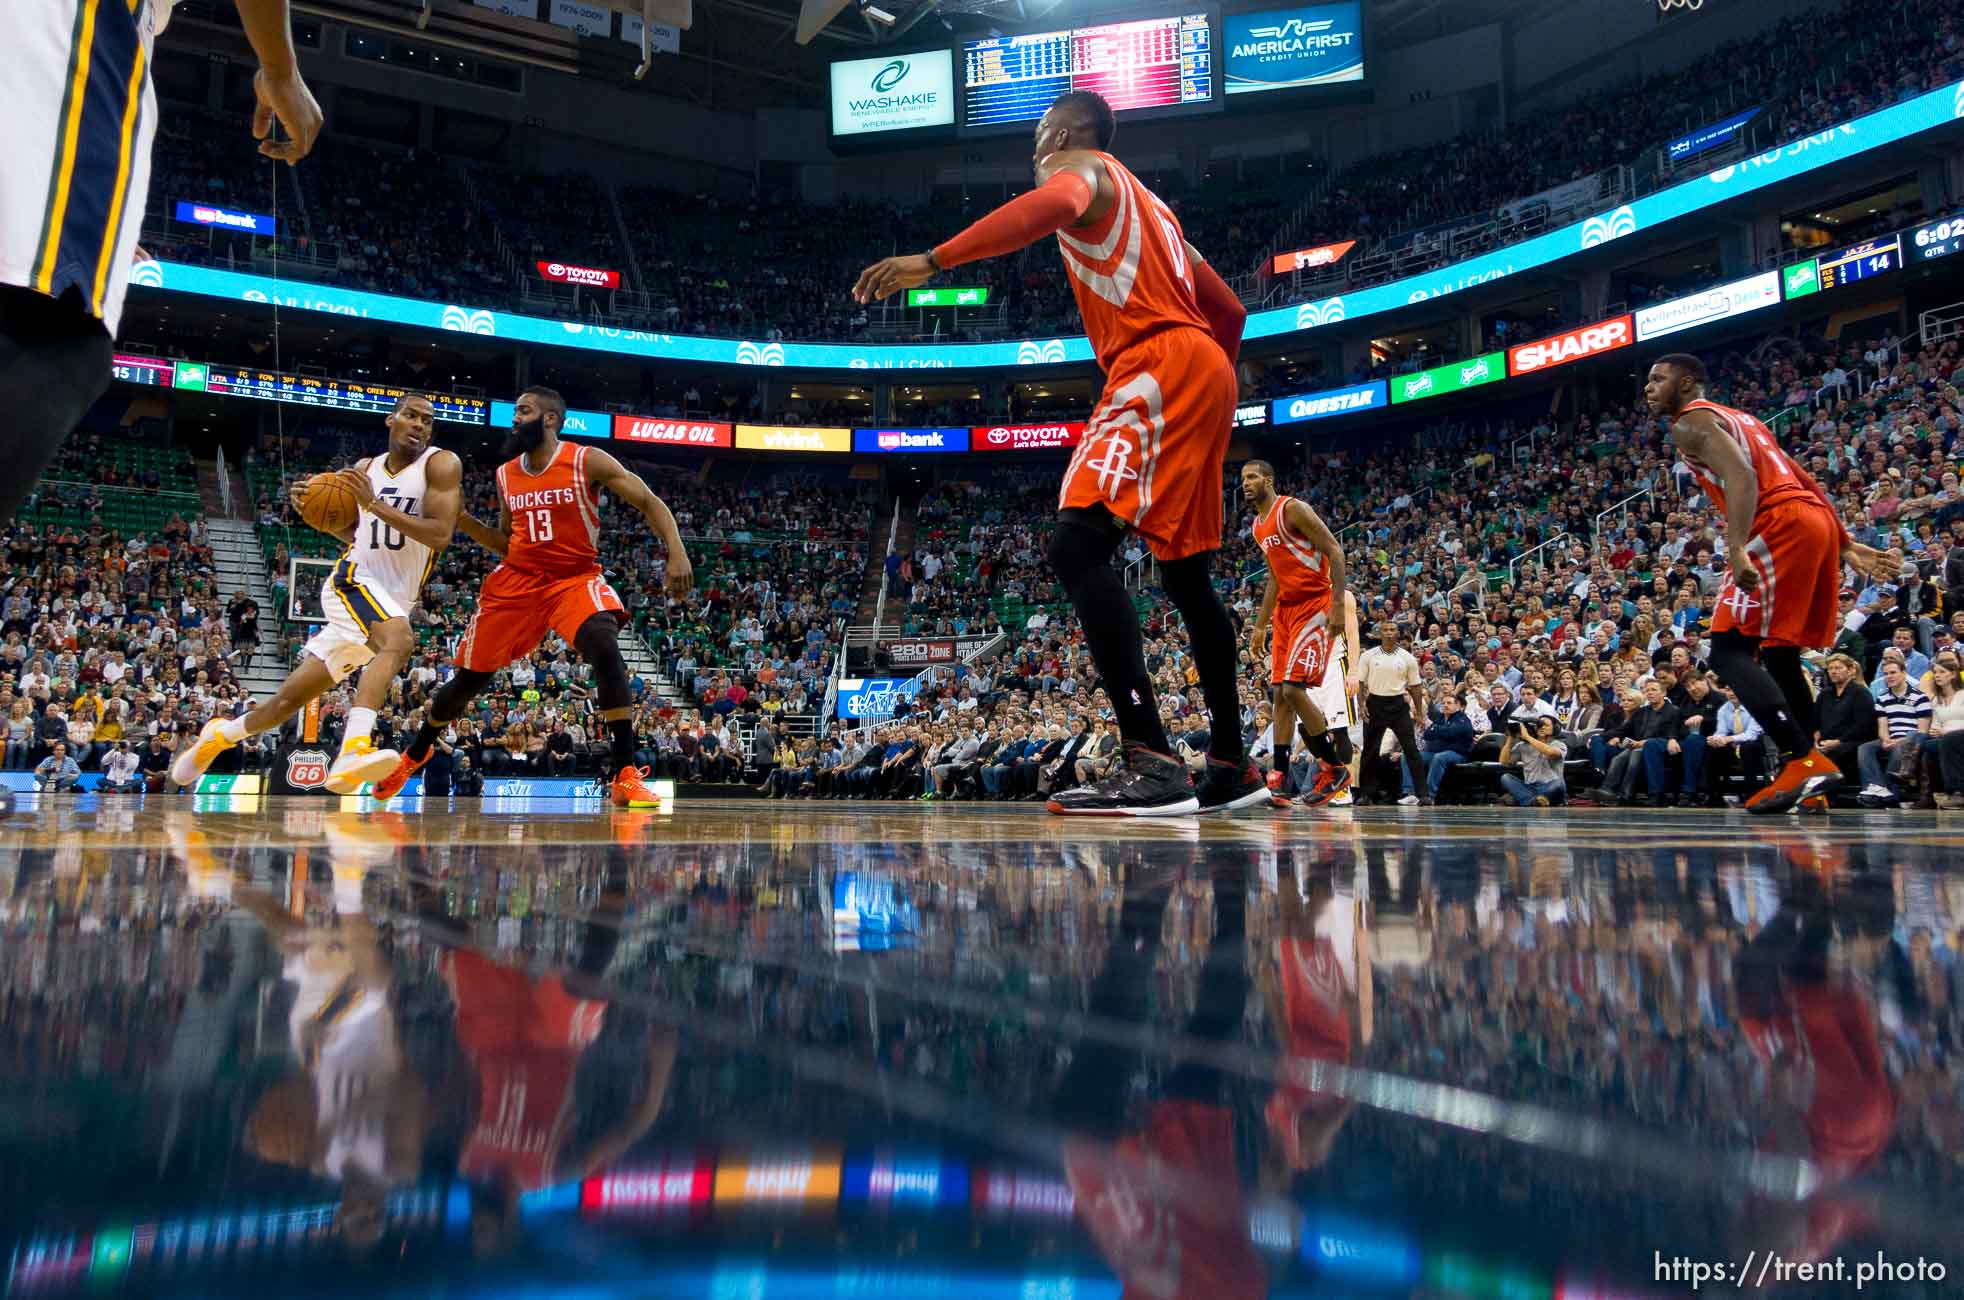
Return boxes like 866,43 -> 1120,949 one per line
369,749 -> 429,803
612,765 -> 663,808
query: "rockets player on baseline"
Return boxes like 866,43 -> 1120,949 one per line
173,396 -> 462,793
1645,354 -> 1897,814
373,387 -> 693,808
852,89 -> 1263,816
1241,460 -> 1353,807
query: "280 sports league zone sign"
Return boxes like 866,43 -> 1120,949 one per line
830,51 -> 955,137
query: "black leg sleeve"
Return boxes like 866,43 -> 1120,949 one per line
1046,515 -> 1170,754
1708,630 -> 1810,758
1158,550 -> 1246,764
0,287 -> 114,526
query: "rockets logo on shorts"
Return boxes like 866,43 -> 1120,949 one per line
1718,586 -> 1761,621
1088,435 -> 1140,499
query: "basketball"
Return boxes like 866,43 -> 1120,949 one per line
298,472 -> 360,535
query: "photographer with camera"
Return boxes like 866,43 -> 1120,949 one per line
1499,715 -> 1568,807
100,739 -> 143,794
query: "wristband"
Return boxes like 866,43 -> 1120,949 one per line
926,249 -> 943,273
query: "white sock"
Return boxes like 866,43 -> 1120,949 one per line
344,708 -> 376,747
216,717 -> 249,743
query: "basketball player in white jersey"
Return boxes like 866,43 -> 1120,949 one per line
174,396 -> 462,792
0,0 -> 320,524
1309,590 -> 1361,806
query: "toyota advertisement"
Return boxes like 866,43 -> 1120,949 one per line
972,422 -> 1087,452
1506,315 -> 1634,376
536,260 -> 622,290
852,427 -> 970,454
612,415 -> 735,448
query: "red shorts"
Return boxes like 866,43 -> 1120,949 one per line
455,564 -> 626,674
1710,499 -> 1841,649
1058,327 -> 1236,562
442,948 -> 607,1053
1271,598 -> 1332,686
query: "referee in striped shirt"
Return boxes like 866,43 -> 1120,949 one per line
0,0 -> 321,524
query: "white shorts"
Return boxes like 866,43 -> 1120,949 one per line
304,560 -> 409,684
1310,639 -> 1361,740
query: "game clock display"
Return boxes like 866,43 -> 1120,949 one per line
1815,235 -> 1900,290
962,15 -> 1210,129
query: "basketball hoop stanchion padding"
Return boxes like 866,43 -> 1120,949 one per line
274,699 -> 334,795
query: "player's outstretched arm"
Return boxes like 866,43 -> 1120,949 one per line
235,0 -> 322,164
1287,498 -> 1346,618
850,154 -> 1102,304
1671,409 -> 1761,590
583,448 -> 694,598
336,451 -> 464,551
458,508 -> 510,558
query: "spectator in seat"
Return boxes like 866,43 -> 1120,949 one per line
34,742 -> 79,793
1643,671 -> 1717,806
34,705 -> 67,767
3,699 -> 31,769
100,740 -> 143,793
1499,715 -> 1567,806
1587,680 -> 1681,806
1870,629 -> 1931,693
1921,652 -> 1964,809
1944,518 -> 1964,615
1401,692 -> 1475,805
1815,653 -> 1877,787
1076,717 -> 1119,785
140,733 -> 174,792
1704,687 -> 1767,802
545,718 -> 578,777
1858,657 -> 1931,806
452,753 -> 484,796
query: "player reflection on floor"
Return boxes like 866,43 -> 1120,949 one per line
1056,849 -> 1267,1299
414,844 -> 677,1258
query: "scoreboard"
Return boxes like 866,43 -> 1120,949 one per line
1910,215 -> 1964,262
963,14 -> 1211,129
1815,235 -> 1900,291
112,354 -> 175,387
171,363 -> 489,425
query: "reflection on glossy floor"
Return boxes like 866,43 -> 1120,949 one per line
3,795 -> 1960,1298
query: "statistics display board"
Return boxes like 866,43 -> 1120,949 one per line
962,14 -> 1211,130
1814,234 -> 1901,291
1224,3 -> 1365,96
172,363 -> 489,425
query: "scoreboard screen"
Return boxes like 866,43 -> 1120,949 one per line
1816,235 -> 1901,291
962,14 -> 1212,130
187,365 -> 489,425
1910,215 -> 1964,262
111,354 -> 175,388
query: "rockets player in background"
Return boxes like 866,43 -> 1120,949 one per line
374,387 -> 693,808
1646,355 -> 1898,814
1241,460 -> 1353,807
852,89 -> 1262,818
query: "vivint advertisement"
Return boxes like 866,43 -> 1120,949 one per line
830,51 -> 955,137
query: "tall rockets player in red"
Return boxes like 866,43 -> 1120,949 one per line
852,89 -> 1262,818
1646,354 -> 1896,814
1242,460 -> 1352,806
372,387 -> 693,807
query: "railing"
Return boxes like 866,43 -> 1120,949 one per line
215,447 -> 233,518
1591,489 -> 1654,556
869,498 -> 904,635
1445,572 -> 1486,610
1121,552 -> 1157,592
1507,532 -> 1572,586
1920,301 -> 1964,347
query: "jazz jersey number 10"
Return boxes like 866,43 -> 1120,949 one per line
369,488 -> 415,551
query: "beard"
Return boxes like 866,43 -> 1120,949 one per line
501,416 -> 547,461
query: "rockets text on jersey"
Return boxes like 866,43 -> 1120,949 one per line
498,441 -> 603,578
1679,398 -> 1815,519
1057,152 -> 1216,371
1253,495 -> 1332,608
